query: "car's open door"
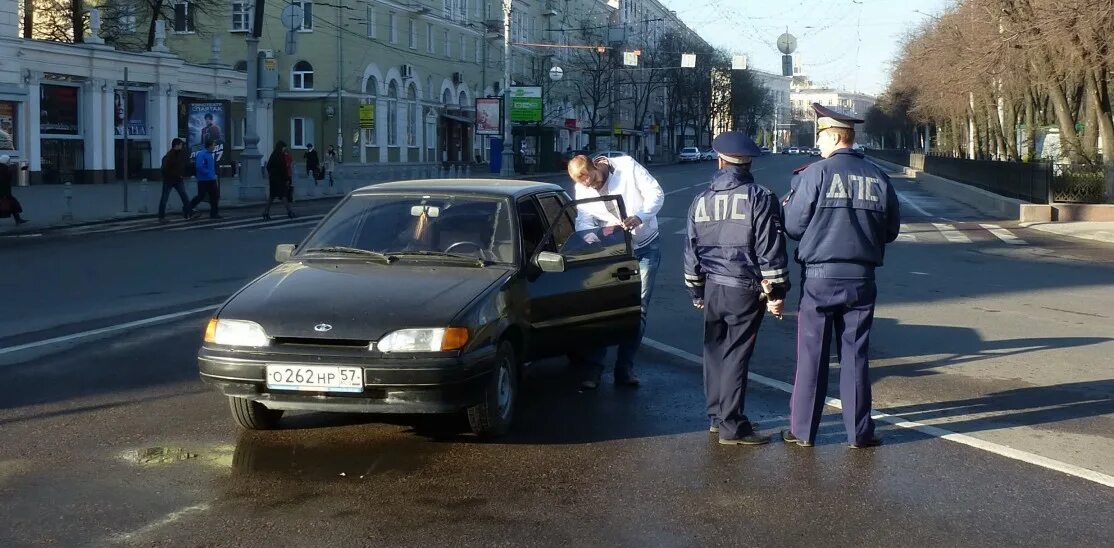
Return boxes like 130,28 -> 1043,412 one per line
524,195 -> 642,359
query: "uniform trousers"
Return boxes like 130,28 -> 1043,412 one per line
703,281 -> 764,440
789,276 -> 877,444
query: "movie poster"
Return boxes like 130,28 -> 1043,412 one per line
114,90 -> 148,137
40,85 -> 80,135
186,101 -> 229,162
0,102 -> 16,150
475,98 -> 502,135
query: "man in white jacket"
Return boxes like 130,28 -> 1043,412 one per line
567,153 -> 665,388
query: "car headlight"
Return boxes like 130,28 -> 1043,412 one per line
375,327 -> 469,353
204,319 -> 271,347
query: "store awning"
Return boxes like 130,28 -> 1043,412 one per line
440,112 -> 474,125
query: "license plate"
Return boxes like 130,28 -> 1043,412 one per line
265,365 -> 364,393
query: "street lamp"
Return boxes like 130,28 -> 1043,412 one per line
500,0 -> 515,177
549,65 -> 564,82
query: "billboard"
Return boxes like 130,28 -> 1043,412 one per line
0,102 -> 16,150
475,98 -> 502,135
40,85 -> 80,135
114,90 -> 148,137
185,101 -> 230,162
359,103 -> 375,129
509,87 -> 542,123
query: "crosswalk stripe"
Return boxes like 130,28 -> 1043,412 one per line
980,224 -> 1027,245
931,223 -> 972,244
260,219 -> 324,231
215,215 -> 325,231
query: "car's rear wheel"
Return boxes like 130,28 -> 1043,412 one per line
466,341 -> 518,438
229,397 -> 284,430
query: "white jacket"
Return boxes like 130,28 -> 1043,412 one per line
574,155 -> 664,249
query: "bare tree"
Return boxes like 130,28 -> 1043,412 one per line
563,20 -> 617,150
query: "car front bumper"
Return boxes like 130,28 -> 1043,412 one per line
198,345 -> 497,414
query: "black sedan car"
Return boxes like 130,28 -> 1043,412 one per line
198,179 -> 641,437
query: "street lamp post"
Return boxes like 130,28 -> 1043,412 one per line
240,0 -> 267,201
500,0 -> 515,177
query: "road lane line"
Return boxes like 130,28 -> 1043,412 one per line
0,305 -> 218,357
980,223 -> 1028,245
931,223 -> 972,244
642,338 -> 1114,488
111,503 -> 211,543
665,183 -> 706,196
260,219 -> 325,230
897,191 -> 935,217
218,214 -> 326,231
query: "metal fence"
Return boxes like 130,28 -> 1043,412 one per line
867,149 -> 1052,204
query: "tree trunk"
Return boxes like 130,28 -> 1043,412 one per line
71,0 -> 83,43
1035,55 -> 1089,163
1025,91 -> 1037,161
23,0 -> 34,39
1086,68 -> 1114,165
146,0 -> 164,51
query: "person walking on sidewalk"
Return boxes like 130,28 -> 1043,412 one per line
188,140 -> 221,219
324,145 -> 337,187
158,138 -> 192,223
305,143 -> 321,184
0,155 -> 27,225
262,141 -> 295,220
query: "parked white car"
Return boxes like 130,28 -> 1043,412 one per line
679,147 -> 702,162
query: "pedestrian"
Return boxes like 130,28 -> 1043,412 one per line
683,132 -> 790,446
565,152 -> 664,389
305,143 -> 320,184
781,103 -> 901,449
0,155 -> 27,225
263,141 -> 295,220
158,138 -> 192,223
188,139 -> 222,219
324,145 -> 337,187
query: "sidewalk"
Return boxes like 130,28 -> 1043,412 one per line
1019,221 -> 1114,244
0,164 -> 570,236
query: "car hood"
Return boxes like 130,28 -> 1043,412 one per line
220,261 -> 509,341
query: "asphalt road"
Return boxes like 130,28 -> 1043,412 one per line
2,156 -> 1112,546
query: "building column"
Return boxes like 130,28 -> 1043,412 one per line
25,72 -> 41,175
377,97 -> 387,163
84,78 -> 115,183
151,83 -> 174,167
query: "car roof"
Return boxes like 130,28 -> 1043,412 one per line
353,178 -> 565,198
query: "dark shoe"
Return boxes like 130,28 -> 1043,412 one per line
14,218 -> 28,225
614,372 -> 640,387
709,422 -> 719,434
287,210 -> 296,219
579,378 -> 599,390
718,432 -> 771,446
781,430 -> 814,447
262,213 -> 271,221
850,436 -> 883,449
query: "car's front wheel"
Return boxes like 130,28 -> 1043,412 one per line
229,396 -> 284,430
466,341 -> 518,438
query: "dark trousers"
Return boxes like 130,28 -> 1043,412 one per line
189,180 -> 220,217
703,282 -> 765,440
158,181 -> 191,219
790,277 -> 877,444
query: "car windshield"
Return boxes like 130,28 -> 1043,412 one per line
298,193 -> 515,264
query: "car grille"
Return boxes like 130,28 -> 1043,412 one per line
271,337 -> 372,349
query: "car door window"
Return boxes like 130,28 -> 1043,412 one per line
517,197 -> 552,259
536,194 -> 575,251
542,196 -> 631,263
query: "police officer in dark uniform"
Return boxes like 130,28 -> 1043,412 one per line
781,103 -> 901,448
684,132 -> 790,446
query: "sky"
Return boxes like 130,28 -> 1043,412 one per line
658,0 -> 956,97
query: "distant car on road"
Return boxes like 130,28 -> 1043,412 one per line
760,146 -> 771,154
593,150 -> 629,159
700,148 -> 717,161
198,179 -> 641,438
679,147 -> 701,162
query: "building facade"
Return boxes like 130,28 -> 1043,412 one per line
1,0 -> 245,185
790,87 -> 876,146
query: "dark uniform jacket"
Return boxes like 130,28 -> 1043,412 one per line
683,165 -> 790,301
783,148 -> 901,279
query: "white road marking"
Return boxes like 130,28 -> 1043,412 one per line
897,191 -> 935,218
980,224 -> 1028,245
260,219 -> 325,231
0,305 -> 218,357
896,234 -> 916,242
932,222 -> 972,244
910,271 -> 930,276
110,503 -> 211,542
217,215 -> 325,231
642,338 -> 1114,489
665,182 -> 707,196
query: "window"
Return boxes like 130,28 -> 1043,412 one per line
291,117 -> 313,149
291,60 -> 314,90
172,2 -> 195,33
364,76 -> 378,146
110,1 -> 139,34
537,195 -> 574,252
517,198 -> 549,257
459,35 -> 466,61
388,12 -> 397,43
427,23 -> 434,53
457,0 -> 469,22
444,29 -> 451,57
443,0 -> 452,18
387,81 -> 399,146
407,85 -> 417,147
293,1 -> 312,31
408,19 -> 416,49
231,2 -> 252,32
366,7 -> 375,38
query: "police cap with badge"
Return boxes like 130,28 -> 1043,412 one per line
813,102 -> 863,136
712,131 -> 763,165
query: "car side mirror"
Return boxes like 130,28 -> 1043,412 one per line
275,244 -> 295,263
534,251 -> 566,273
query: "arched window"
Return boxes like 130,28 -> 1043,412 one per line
291,61 -> 314,90
233,60 -> 247,72
442,88 -> 453,106
387,81 -> 399,146
364,76 -> 378,146
407,84 -> 418,147
458,90 -> 468,109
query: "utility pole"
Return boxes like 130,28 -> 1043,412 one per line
500,0 -> 514,176
240,0 -> 266,200
336,2 -> 344,162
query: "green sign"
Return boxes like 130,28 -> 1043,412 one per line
359,104 -> 375,129
509,86 -> 542,122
